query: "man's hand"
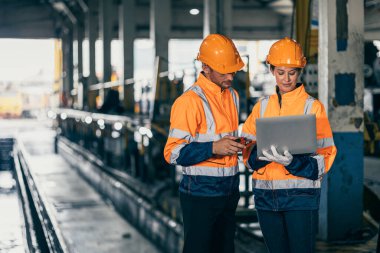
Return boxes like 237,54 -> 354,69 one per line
258,145 -> 293,166
212,136 -> 246,156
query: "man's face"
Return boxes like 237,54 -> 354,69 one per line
203,65 -> 236,90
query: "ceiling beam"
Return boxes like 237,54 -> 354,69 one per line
51,1 -> 77,24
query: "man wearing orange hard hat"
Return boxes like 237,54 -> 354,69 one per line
164,34 -> 246,253
242,37 -> 337,252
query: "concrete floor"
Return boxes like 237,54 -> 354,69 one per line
0,119 -> 378,253
15,126 -> 161,253
0,171 -> 25,253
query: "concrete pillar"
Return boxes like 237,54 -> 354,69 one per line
318,0 -> 364,241
55,40 -> 64,107
150,0 -> 170,72
77,24 -> 84,80
75,22 -> 85,109
204,0 -> 217,36
99,0 -> 112,82
61,34 -> 68,107
119,0 -> 135,113
86,0 -> 98,110
62,26 -> 74,108
223,0 -> 232,37
203,0 -> 232,37
67,28 -> 74,96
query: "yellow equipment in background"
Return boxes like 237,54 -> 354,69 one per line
0,92 -> 22,118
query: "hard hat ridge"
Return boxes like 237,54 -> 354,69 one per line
266,37 -> 307,68
197,34 -> 244,74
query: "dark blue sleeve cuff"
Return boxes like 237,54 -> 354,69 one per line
176,141 -> 213,166
248,145 -> 271,171
285,155 -> 319,180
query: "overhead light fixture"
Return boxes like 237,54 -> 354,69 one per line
189,8 -> 200,15
52,2 -> 77,24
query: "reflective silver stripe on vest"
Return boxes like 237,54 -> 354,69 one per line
189,85 -> 239,139
189,85 -> 216,136
183,165 -> 239,177
253,178 -> 321,190
169,129 -> 239,143
260,96 -> 270,118
169,128 -> 194,142
229,87 -> 239,117
311,154 -> 325,177
317,137 -> 335,149
196,131 -> 238,142
170,142 -> 187,164
179,85 -> 239,176
304,96 -> 315,114
241,132 -> 256,141
260,95 -> 316,117
254,94 -> 329,187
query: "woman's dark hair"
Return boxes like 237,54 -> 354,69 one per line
270,64 -> 302,73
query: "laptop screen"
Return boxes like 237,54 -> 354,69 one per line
256,114 -> 317,157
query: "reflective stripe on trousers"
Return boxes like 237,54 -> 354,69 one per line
253,178 -> 321,190
182,165 -> 239,177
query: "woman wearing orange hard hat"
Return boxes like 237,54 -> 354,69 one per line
164,34 -> 246,253
241,37 -> 337,252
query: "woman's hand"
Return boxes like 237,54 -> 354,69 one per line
259,145 -> 293,166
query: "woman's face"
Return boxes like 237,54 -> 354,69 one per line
271,66 -> 301,94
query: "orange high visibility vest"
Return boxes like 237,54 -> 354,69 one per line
242,85 -> 337,191
164,74 -> 240,177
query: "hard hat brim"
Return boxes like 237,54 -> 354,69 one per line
199,56 -> 245,74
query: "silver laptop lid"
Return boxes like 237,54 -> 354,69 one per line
256,114 -> 317,157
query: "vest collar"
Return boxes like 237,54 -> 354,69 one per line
276,84 -> 308,104
197,72 -> 225,94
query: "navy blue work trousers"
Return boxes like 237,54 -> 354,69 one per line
257,209 -> 318,253
180,191 -> 240,253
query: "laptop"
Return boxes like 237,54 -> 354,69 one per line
256,114 -> 317,157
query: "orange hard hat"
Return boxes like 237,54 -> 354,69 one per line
266,37 -> 307,68
197,34 -> 244,74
